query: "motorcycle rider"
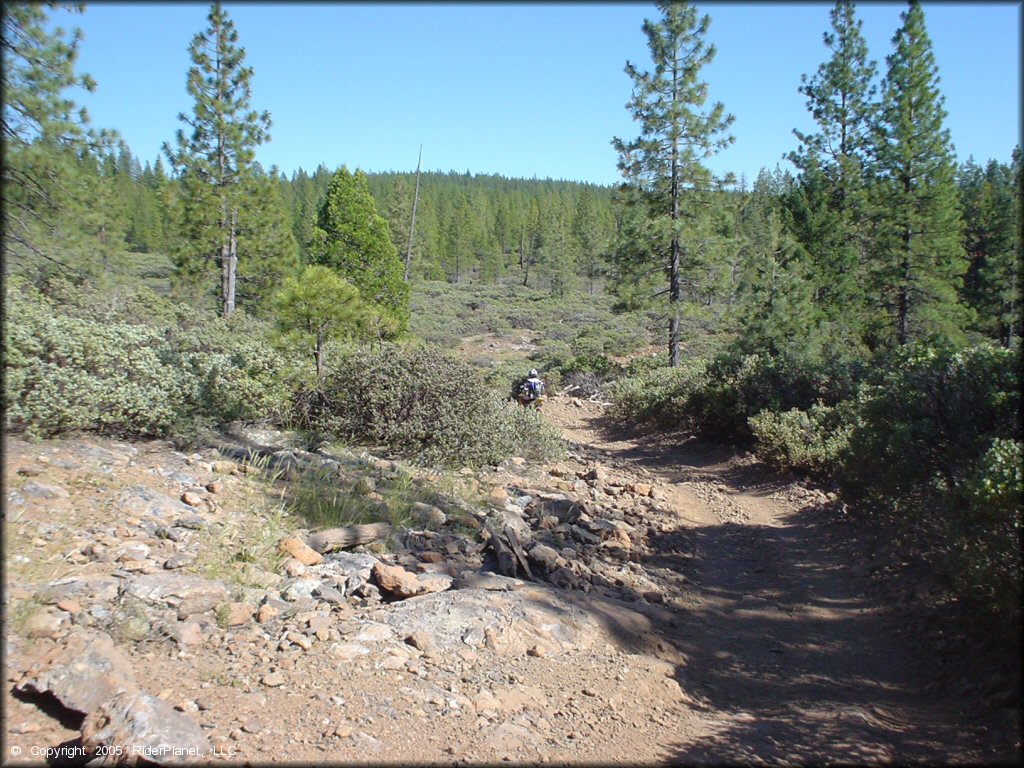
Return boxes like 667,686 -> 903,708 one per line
518,368 -> 546,406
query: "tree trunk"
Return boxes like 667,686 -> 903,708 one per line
404,146 -> 422,283
668,52 -> 681,368
315,328 -> 325,381
224,209 -> 237,317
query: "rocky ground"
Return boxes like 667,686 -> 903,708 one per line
3,395 -> 1020,765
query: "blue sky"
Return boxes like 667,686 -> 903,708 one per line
64,2 -> 1020,186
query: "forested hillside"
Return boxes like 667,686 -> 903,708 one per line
3,0 -> 1021,712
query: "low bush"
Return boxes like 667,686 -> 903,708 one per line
295,344 -> 562,467
4,279 -> 293,438
606,358 -> 710,429
749,404 -> 853,476
837,343 -> 1021,625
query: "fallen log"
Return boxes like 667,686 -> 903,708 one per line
306,522 -> 393,553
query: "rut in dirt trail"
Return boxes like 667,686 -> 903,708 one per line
546,397 -> 1006,764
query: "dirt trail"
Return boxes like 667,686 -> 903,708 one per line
543,396 -> 1007,764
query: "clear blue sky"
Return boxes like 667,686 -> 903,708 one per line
63,2 -> 1020,186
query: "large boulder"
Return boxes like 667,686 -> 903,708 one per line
82,690 -> 213,765
15,629 -> 138,715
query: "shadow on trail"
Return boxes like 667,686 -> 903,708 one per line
553,403 -> 1015,763
647,505 -> 1001,763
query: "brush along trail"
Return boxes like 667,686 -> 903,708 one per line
3,396 -> 1011,764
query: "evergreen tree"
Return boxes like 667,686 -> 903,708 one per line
789,0 -> 877,344
272,265 -> 365,380
164,2 -> 271,316
959,154 -> 1021,346
234,171 -> 301,316
1,2 -> 115,275
612,0 -> 734,366
868,0 -> 967,347
310,167 -> 409,332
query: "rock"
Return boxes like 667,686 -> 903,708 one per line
312,581 -> 346,605
330,643 -> 371,661
180,491 -> 204,508
527,544 -> 559,572
171,620 -> 204,647
123,573 -> 228,616
372,563 -> 452,600
82,690 -> 213,764
282,558 -> 308,578
16,465 -> 45,477
16,629 -> 138,714
486,487 -> 510,508
119,486 -> 192,518
279,537 -> 323,566
262,672 -> 286,687
56,598 -> 82,614
205,481 -> 222,494
223,602 -> 252,626
163,553 -> 195,570
23,609 -> 66,639
281,577 -> 320,602
405,631 -> 435,652
20,481 -> 70,499
118,543 -> 152,562
585,466 -> 608,485
256,604 -> 279,624
410,502 -> 447,528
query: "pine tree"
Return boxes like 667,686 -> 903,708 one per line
789,1 -> 877,344
612,0 -> 734,366
234,171 -> 301,316
310,167 -> 409,332
959,154 -> 1021,345
868,0 -> 967,347
164,2 -> 271,316
1,2 -> 116,275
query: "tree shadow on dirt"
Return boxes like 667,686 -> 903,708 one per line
550,406 -> 1017,762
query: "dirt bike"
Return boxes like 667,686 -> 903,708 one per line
515,392 -> 547,409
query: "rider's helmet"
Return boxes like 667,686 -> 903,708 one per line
529,369 -> 539,378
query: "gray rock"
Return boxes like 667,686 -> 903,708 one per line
171,515 -> 207,530
313,581 -> 345,605
318,551 -> 380,592
81,690 -> 213,764
47,575 -> 121,605
15,629 -> 138,714
163,553 -> 196,570
20,481 -> 70,500
410,502 -> 447,528
281,577 -> 320,602
122,573 -> 228,615
527,544 -> 559,572
119,486 -> 192,518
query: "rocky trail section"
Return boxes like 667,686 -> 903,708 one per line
3,396 -> 1016,764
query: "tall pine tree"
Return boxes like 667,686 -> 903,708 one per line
164,2 -> 271,316
789,1 -> 877,346
612,0 -> 734,366
868,0 -> 967,347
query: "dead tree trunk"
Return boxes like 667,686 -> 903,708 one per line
404,146 -> 422,283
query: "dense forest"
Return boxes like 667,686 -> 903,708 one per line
3,0 -> 1020,652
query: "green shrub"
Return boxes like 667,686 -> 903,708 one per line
295,344 -> 562,467
606,359 -> 710,429
836,343 -> 1021,628
4,280 -> 294,438
949,438 -> 1022,623
749,404 -> 853,476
